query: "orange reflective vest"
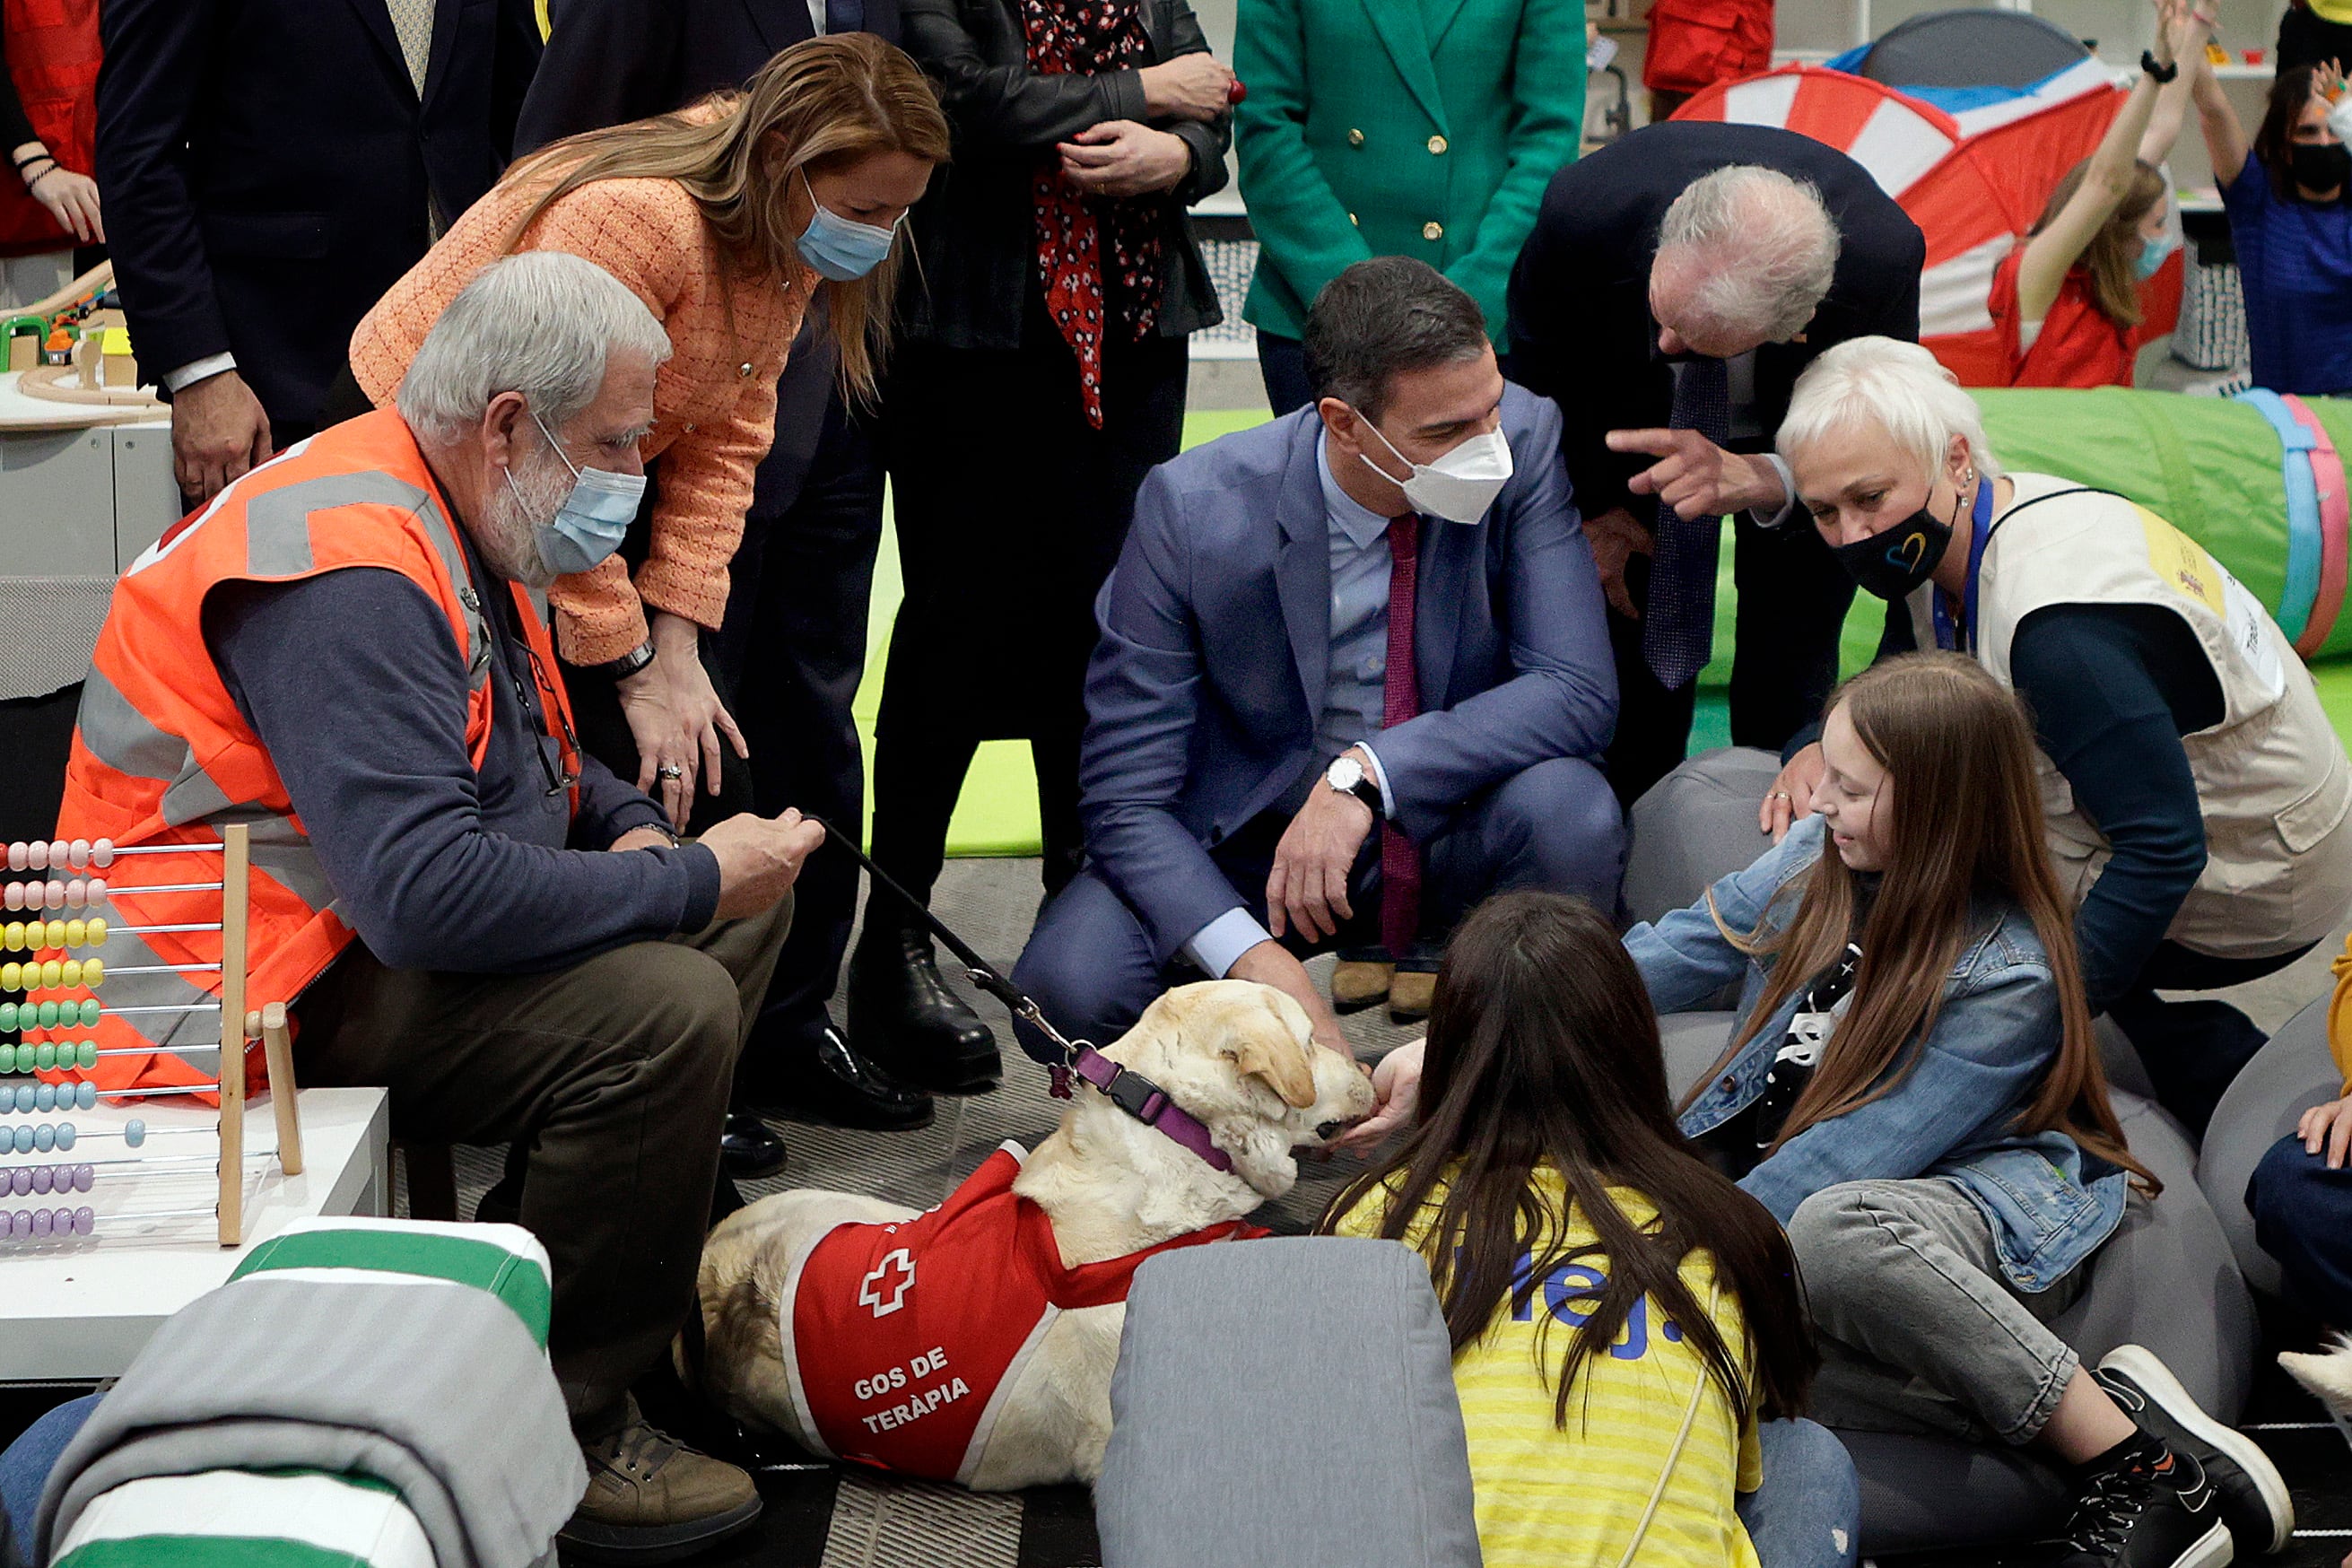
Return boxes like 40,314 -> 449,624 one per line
0,0 -> 102,256
52,409 -> 580,1093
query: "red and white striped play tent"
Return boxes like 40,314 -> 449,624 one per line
1674,45 -> 2183,386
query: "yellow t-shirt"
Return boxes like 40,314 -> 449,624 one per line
1335,1172 -> 1764,1568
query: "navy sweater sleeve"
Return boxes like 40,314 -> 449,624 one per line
2008,604 -> 2222,1009
205,569 -> 722,973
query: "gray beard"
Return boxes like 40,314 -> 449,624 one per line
473,452 -> 572,588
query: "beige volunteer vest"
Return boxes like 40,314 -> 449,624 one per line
1903,472 -> 2352,959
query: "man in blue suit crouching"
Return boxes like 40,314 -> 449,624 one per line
1012,257 -> 1623,1055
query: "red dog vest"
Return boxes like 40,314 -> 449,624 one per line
782,1144 -> 1265,1483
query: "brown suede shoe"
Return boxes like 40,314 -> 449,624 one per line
1388,969 -> 1436,1022
1330,960 -> 1395,1012
560,1402 -> 762,1564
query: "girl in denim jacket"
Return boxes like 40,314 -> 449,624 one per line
1355,654 -> 2290,1568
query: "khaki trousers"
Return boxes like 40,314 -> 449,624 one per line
297,897 -> 791,1428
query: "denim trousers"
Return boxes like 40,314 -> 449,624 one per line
1786,1176 -> 2091,1444
1740,1418 -> 1863,1568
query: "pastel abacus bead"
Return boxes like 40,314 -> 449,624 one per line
83,918 -> 104,945
45,842 -> 65,870
43,882 -> 61,910
2,885 -> 18,911
85,879 -> 104,906
75,1000 -> 98,1026
74,1084 -> 93,1111
9,1086 -> 27,1112
66,841 -> 88,869
0,1045 -> 15,1073
2,924 -> 20,952
80,959 -> 100,986
10,1126 -> 29,1154
65,921 -> 87,949
75,1041 -> 96,1070
24,844 -> 45,872
43,920 -> 62,947
57,961 -> 77,988
10,1168 -> 28,1196
33,1043 -> 54,1071
28,1166 -> 48,1195
1,964 -> 17,991
119,1119 -> 141,1149
71,1206 -> 93,1235
32,1124 -> 53,1153
40,960 -> 61,988
0,1005 -> 13,1032
72,1164 -> 91,1192
35,1085 -> 54,1113
64,880 -> 84,909
4,843 -> 22,871
33,1003 -> 56,1030
53,1123 -> 74,1150
9,1211 -> 28,1239
30,1209 -> 50,1238
89,841 -> 112,868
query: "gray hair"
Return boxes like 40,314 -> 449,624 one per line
1778,335 -> 2005,482
1654,166 -> 1841,344
397,251 -> 673,447
1302,256 -> 1489,422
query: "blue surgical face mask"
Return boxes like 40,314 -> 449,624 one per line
2134,230 -> 2179,282
794,168 -> 901,282
512,409 -> 644,578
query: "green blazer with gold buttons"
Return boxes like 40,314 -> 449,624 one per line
1233,0 -> 1586,344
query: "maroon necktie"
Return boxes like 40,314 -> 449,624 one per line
1381,515 -> 1422,957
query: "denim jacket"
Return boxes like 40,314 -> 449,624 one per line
1625,817 -> 2129,1294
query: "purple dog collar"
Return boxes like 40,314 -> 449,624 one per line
1050,1046 -> 1234,1174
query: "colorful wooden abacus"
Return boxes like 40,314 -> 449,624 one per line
0,824 -> 304,1246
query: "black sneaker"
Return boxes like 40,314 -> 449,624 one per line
2099,1344 -> 2295,1555
2053,1442 -> 2232,1568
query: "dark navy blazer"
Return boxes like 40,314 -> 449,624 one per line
1077,384 -> 1617,964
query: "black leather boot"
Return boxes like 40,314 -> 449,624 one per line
736,1014 -> 934,1131
846,915 -> 1003,1095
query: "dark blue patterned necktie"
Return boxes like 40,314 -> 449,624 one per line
825,0 -> 864,33
1642,355 -> 1732,691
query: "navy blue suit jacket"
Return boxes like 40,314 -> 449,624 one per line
96,0 -> 540,431
1079,384 -> 1616,965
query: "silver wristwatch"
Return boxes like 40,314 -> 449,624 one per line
1325,754 -> 1384,815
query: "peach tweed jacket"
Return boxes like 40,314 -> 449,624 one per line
352,172 -> 814,665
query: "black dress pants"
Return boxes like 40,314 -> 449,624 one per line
1604,510 -> 1858,806
872,299 -> 1189,904
713,383 -> 886,1037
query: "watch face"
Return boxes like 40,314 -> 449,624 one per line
1328,756 -> 1363,791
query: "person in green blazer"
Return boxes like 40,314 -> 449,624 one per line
1233,0 -> 1586,413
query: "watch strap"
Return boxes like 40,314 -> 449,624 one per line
598,640 -> 656,679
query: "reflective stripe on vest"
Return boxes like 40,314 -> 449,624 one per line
54,410 -> 579,1094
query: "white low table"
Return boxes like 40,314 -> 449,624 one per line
0,1086 -> 390,1380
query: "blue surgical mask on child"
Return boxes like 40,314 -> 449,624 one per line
2134,231 -> 2180,281
511,409 -> 644,577
794,169 -> 901,281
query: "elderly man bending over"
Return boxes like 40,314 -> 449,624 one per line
55,252 -> 814,1562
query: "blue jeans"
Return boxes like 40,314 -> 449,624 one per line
0,1391 -> 100,1552
1256,330 -> 1314,417
1739,1418 -> 1863,1568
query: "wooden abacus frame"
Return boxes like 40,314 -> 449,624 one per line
8,823 -> 306,1247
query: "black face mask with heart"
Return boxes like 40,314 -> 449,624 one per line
1829,492 -> 1957,601
2290,140 -> 2351,196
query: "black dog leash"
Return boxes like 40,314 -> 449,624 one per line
806,817 -> 1241,1172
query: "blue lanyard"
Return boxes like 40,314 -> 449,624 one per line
1930,477 -> 1996,653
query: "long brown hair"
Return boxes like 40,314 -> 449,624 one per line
1688,653 -> 2154,1193
1322,893 -> 1816,1433
2030,156 -> 2165,327
501,34 -> 950,399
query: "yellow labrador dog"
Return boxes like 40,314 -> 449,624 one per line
681,980 -> 1374,1491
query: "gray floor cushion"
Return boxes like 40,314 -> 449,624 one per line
1096,1237 -> 1482,1568
2200,995 -> 2341,1300
1636,744 -> 2261,1554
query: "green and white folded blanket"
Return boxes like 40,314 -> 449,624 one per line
37,1219 -> 582,1568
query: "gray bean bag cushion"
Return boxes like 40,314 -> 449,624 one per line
1096,1237 -> 1483,1568
2200,995 -> 2339,1299
1641,754 -> 2258,1555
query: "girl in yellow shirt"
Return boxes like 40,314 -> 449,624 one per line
1325,892 -> 1855,1567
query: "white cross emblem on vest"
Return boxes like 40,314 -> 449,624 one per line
858,1248 -> 917,1318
